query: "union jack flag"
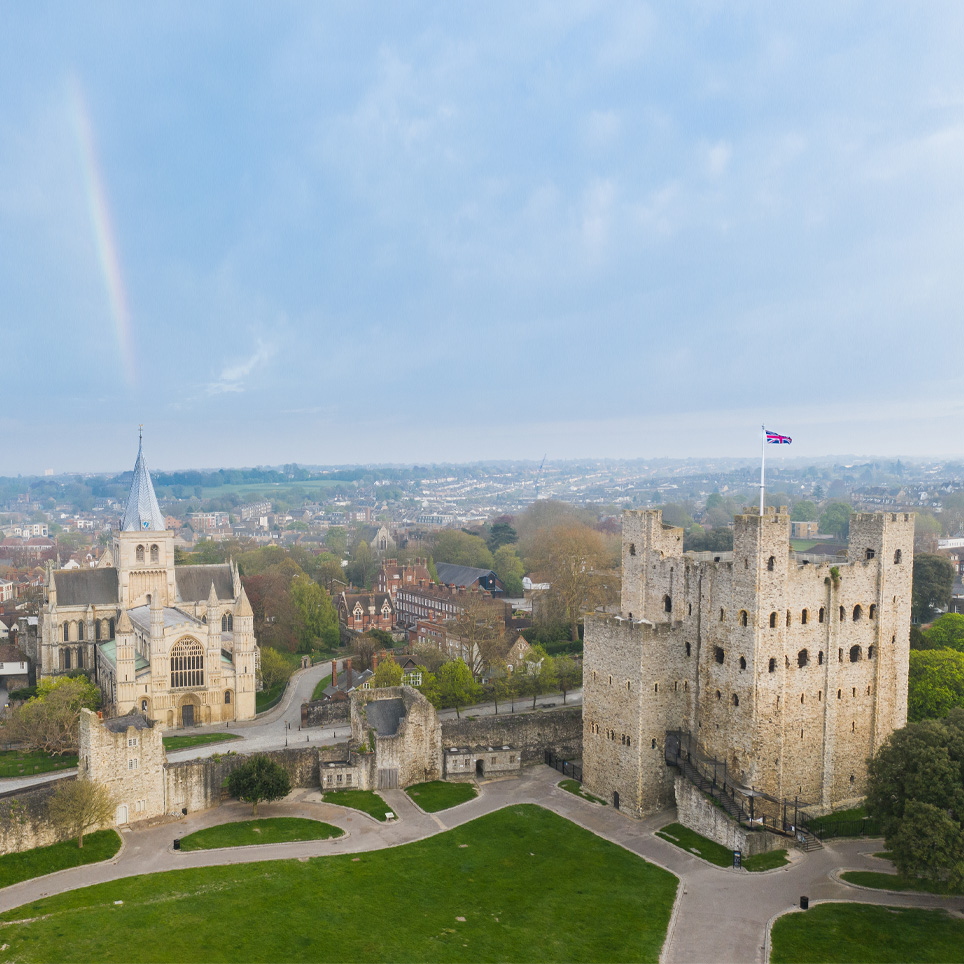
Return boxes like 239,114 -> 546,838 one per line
766,430 -> 792,445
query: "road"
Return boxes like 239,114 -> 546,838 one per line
0,660 -> 582,787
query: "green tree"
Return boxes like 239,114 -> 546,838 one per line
790,500 -> 819,522
372,658 -> 403,688
923,613 -> 964,652
346,539 -> 378,589
48,780 -> 115,849
7,676 -> 101,756
431,530 -> 494,570
819,502 -> 851,540
866,709 -> 964,889
326,526 -> 348,556
493,545 -> 525,597
289,574 -> 339,651
435,660 -> 482,719
554,654 -> 581,704
912,553 -> 956,623
522,645 -> 556,709
227,755 -> 292,816
908,649 -> 964,721
487,521 -> 518,552
258,647 -> 293,692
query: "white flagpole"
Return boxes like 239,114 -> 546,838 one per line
759,424 -> 766,514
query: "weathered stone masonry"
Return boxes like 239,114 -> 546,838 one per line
582,507 -> 914,819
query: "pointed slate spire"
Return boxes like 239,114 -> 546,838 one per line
120,429 -> 166,532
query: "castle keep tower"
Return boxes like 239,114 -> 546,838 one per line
582,507 -> 914,818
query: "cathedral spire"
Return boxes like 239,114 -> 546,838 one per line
120,430 -> 166,532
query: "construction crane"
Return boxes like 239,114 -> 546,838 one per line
533,454 -> 547,502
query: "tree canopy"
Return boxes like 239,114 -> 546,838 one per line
48,779 -> 115,849
818,502 -> 851,540
372,658 -> 403,688
908,649 -> 964,722
433,660 -> 482,719
921,613 -> 964,652
912,553 -> 956,623
227,755 -> 291,816
430,530 -> 494,570
865,709 -> 964,890
7,676 -> 101,755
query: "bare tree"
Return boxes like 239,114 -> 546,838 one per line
48,780 -> 115,848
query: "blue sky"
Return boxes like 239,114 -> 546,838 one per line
2,3 -> 963,474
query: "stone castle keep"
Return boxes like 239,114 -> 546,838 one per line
582,506 -> 914,818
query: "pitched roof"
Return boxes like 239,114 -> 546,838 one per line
102,711 -> 156,732
120,436 -> 167,532
53,568 -> 119,606
175,565 -> 234,602
435,563 -> 499,587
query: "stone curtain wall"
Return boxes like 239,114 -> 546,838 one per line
165,746 -> 322,813
301,700 -> 351,728
441,706 -> 582,763
674,777 -> 783,857
0,778 -> 75,854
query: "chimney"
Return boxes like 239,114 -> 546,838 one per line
331,660 -> 337,687
373,651 -> 379,670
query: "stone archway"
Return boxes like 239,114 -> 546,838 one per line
223,689 -> 236,722
177,693 -> 201,728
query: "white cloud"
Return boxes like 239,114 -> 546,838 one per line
206,340 -> 276,396
705,140 -> 732,178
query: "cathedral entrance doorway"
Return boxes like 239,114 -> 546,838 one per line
182,703 -> 195,727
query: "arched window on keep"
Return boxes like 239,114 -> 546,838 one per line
739,610 -> 748,627
150,544 -> 159,563
769,612 -> 778,629
767,556 -> 775,571
136,545 -> 145,563
663,595 -> 672,613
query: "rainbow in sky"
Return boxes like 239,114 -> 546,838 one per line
69,76 -> 137,387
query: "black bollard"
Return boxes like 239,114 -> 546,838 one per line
800,896 -> 809,910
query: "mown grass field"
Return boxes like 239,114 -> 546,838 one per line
162,733 -> 243,752
770,904 -> 964,963
0,749 -> 77,778
0,806 -> 678,963
0,830 -> 121,890
321,789 -> 390,821
178,818 -> 343,851
405,780 -> 477,812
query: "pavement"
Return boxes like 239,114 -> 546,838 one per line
0,764 -> 960,963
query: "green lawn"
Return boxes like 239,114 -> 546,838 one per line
743,849 -> 789,872
178,818 -> 343,851
0,749 -> 78,778
656,823 -> 784,871
839,870 -> 963,895
321,789 -> 390,821
0,805 -> 678,963
770,904 -> 964,963
406,781 -> 478,812
162,733 -> 243,752
0,830 -> 121,890
806,806 -> 881,839
310,674 -> 332,701
558,779 -> 607,806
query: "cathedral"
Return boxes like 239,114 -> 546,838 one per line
34,436 -> 259,727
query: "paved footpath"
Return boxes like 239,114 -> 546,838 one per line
1,765 -> 961,963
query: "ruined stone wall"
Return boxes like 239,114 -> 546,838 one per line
674,778 -> 783,857
164,746 -> 319,813
442,705 -> 583,765
301,699 -> 351,728
0,778 -> 74,853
